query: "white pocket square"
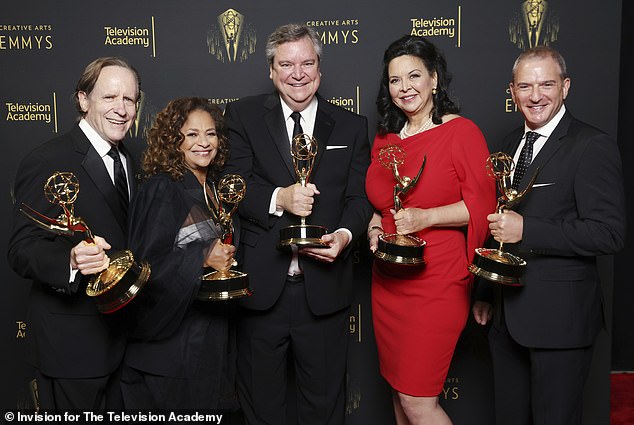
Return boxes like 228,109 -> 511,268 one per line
532,182 -> 555,188
326,145 -> 348,150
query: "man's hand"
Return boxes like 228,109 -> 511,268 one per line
277,183 -> 320,216
488,210 -> 524,243
300,231 -> 350,263
472,301 -> 493,326
70,236 -> 111,275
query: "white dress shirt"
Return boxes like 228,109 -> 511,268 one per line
269,97 -> 351,276
511,105 -> 567,179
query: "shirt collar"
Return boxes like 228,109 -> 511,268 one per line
78,118 -> 119,157
523,104 -> 566,139
280,96 -> 318,125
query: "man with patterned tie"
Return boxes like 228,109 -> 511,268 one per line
8,57 -> 140,411
472,46 -> 626,425
224,23 -> 372,425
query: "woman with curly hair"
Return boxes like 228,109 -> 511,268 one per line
120,97 -> 239,411
365,36 -> 496,424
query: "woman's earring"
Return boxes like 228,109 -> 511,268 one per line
432,88 -> 437,95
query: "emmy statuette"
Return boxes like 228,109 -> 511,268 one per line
468,152 -> 538,286
278,133 -> 328,248
200,174 -> 253,301
374,144 -> 427,265
19,171 -> 150,313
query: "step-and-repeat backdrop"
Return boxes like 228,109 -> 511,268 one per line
1,1 -> 621,423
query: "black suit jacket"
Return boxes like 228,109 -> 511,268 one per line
224,93 -> 372,315
487,111 -> 626,348
8,125 -> 136,378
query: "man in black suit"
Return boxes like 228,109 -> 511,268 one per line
472,46 -> 626,425
224,23 -> 372,425
8,57 -> 140,411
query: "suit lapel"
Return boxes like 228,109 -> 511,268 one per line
504,128 -> 524,158
264,94 -> 296,179
516,112 -> 572,192
119,143 -> 137,198
311,96 -> 334,174
263,94 -> 336,180
71,127 -> 127,231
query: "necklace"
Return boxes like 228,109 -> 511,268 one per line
399,116 -> 434,139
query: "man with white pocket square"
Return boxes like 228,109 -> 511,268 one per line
223,23 -> 372,425
472,46 -> 626,425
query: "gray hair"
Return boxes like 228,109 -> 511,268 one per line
511,45 -> 568,82
265,23 -> 322,66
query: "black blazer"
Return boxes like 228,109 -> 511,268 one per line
493,111 -> 626,348
224,93 -> 372,315
8,125 -> 136,378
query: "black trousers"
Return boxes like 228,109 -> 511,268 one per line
32,367 -> 122,411
488,311 -> 594,425
237,276 -> 349,425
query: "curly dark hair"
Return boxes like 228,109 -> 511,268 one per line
376,35 -> 459,136
142,97 -> 229,181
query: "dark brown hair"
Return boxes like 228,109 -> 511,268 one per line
376,35 -> 459,136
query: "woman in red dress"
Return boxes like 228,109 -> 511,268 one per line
366,35 -> 496,424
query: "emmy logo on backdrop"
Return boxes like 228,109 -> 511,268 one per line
207,8 -> 256,63
468,152 -> 538,285
509,0 -> 559,50
374,144 -> 427,265
200,174 -> 253,301
19,171 -> 150,313
523,0 -> 547,48
278,133 -> 329,248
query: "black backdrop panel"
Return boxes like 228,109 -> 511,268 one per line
614,0 -> 634,372
1,1 -> 622,423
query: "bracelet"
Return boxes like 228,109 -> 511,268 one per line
367,225 -> 384,240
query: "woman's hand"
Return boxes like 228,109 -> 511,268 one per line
391,201 -> 469,235
204,241 -> 236,272
472,301 -> 493,326
367,226 -> 384,253
391,208 -> 433,235
367,212 -> 384,253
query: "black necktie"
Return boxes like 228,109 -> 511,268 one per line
107,146 -> 129,215
290,111 -> 303,139
512,131 -> 540,190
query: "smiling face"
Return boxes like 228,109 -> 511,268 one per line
510,56 -> 570,130
387,54 -> 437,121
77,65 -> 138,145
269,36 -> 321,111
179,109 -> 218,184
